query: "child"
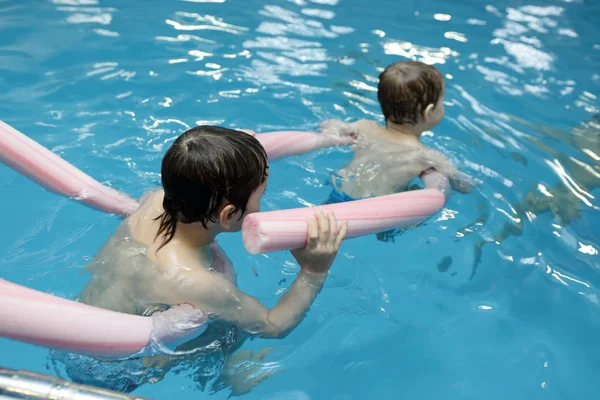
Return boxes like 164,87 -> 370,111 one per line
57,126 -> 348,393
320,60 -> 472,203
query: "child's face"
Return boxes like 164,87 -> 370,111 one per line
220,171 -> 269,232
244,178 -> 268,216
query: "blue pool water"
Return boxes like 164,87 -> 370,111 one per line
1,0 -> 599,398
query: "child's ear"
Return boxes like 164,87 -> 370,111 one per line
423,103 -> 435,121
219,204 -> 237,229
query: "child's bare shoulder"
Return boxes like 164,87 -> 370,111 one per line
353,119 -> 382,132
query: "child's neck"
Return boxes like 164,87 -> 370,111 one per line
384,121 -> 424,143
170,223 -> 218,268
172,221 -> 217,250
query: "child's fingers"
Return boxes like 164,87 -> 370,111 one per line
337,135 -> 356,145
306,215 -> 319,248
316,211 -> 329,240
327,212 -> 338,244
334,220 -> 348,250
253,347 -> 273,360
450,176 -> 471,194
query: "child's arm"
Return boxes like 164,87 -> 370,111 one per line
319,119 -> 375,140
183,212 -> 347,339
419,148 -> 472,193
194,268 -> 326,338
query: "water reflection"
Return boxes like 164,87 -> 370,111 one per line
237,1 -> 354,94
56,0 -> 116,26
301,8 -> 335,20
257,5 -> 345,38
467,115 -> 599,279
383,41 -> 458,65
166,12 -> 248,34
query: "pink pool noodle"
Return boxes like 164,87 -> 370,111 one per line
242,172 -> 450,254
255,130 -> 354,161
0,121 -> 140,216
0,279 -> 208,359
0,121 -> 350,216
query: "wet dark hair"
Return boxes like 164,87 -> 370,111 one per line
154,126 -> 268,251
377,61 -> 445,126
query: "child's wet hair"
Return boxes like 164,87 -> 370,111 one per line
377,61 -> 445,126
154,125 -> 268,250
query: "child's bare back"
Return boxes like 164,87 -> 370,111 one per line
79,190 -> 236,317
321,61 -> 472,201
331,120 -> 468,198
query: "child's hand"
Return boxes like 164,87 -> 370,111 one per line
291,211 -> 348,275
318,119 -> 357,146
150,303 -> 209,346
214,348 -> 280,396
449,172 -> 475,194
420,149 -> 475,194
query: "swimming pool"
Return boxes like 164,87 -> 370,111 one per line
1,0 -> 599,398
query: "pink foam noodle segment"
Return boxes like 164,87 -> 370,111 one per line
0,120 -> 140,216
242,181 -> 448,255
0,122 -> 349,217
255,130 -> 355,161
0,279 -> 208,359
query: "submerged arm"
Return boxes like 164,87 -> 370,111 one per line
185,269 -> 327,339
183,212 -> 346,339
419,148 -> 472,193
